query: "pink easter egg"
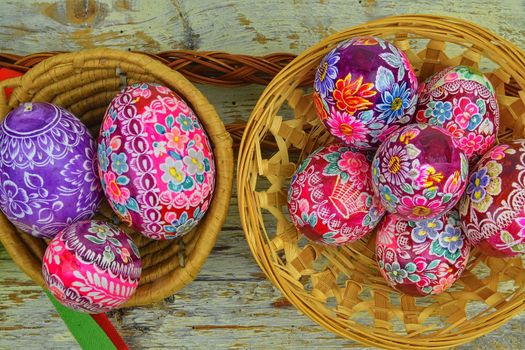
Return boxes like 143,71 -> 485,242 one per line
98,83 -> 215,240
376,211 -> 470,296
287,143 -> 385,245
460,141 -> 525,257
371,124 -> 469,220
43,220 -> 141,313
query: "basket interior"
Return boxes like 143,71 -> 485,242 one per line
0,49 -> 232,307
239,18 -> 525,349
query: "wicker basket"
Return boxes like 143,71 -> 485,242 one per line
238,15 -> 525,349
0,48 -> 234,307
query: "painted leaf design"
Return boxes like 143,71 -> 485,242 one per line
154,123 -> 167,135
166,115 -> 174,129
406,144 -> 421,159
108,237 -> 122,247
442,193 -> 452,203
405,262 -> 417,273
323,152 -> 340,163
375,66 -> 395,93
126,197 -> 139,212
427,259 -> 441,270
358,110 -> 374,122
423,188 -> 437,200
86,235 -> 105,245
401,183 -> 414,194
116,176 -> 130,185
407,274 -> 421,283
424,272 -> 437,280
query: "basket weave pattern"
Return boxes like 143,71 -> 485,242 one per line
238,15 -> 525,349
0,48 -> 234,307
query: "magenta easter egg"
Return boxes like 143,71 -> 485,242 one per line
98,83 -> 215,240
371,124 -> 469,220
376,210 -> 470,296
287,143 -> 385,245
0,102 -> 102,239
415,66 -> 499,160
460,141 -> 525,257
43,220 -> 141,313
313,36 -> 418,150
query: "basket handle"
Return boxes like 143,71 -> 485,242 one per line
0,76 -> 22,120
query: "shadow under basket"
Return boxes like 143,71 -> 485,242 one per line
0,48 -> 233,307
237,15 -> 525,349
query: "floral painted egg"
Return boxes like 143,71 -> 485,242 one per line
376,210 -> 470,296
43,220 -> 141,313
287,143 -> 385,245
415,66 -> 499,160
0,102 -> 102,239
98,83 -> 215,240
460,141 -> 525,257
372,124 -> 468,220
313,36 -> 418,150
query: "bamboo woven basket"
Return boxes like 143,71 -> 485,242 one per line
238,15 -> 525,349
0,48 -> 234,307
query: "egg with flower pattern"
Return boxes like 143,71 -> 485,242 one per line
460,141 -> 525,257
287,143 -> 385,245
415,66 -> 499,160
313,36 -> 418,150
372,124 -> 469,220
98,83 -> 215,240
0,102 -> 102,239
376,211 -> 470,296
43,220 -> 141,313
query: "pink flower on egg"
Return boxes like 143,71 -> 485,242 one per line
398,195 -> 445,219
165,127 -> 189,151
454,97 -> 479,129
337,151 -> 369,183
432,275 -> 456,294
490,144 -> 509,160
437,262 -> 453,278
443,170 -> 462,194
325,109 -> 368,145
445,72 -> 459,83
458,132 -> 483,156
104,171 -> 130,205
298,199 -> 310,213
445,122 -> 464,139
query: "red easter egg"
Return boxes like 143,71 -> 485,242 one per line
287,143 -> 385,245
460,141 -> 525,257
376,210 -> 470,296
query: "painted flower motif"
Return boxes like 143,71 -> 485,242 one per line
0,180 -> 32,218
120,247 -> 131,263
193,134 -> 205,151
160,157 -> 186,185
384,261 -> 408,284
337,151 -> 369,183
164,211 -> 197,235
372,157 -> 380,185
380,144 -> 410,186
444,71 -> 459,83
414,165 -> 443,189
165,127 -> 189,151
325,109 -> 368,145
411,218 -> 443,243
110,153 -> 128,175
352,37 -> 379,46
98,142 -> 110,172
314,49 -> 340,98
431,101 -> 453,124
379,184 -> 399,209
153,141 -> 167,157
176,114 -> 194,132
333,73 -> 377,115
467,168 -> 490,203
490,144 -> 515,160
454,97 -> 480,129
458,132 -> 483,156
432,275 -> 456,294
313,92 -> 328,120
443,171 -> 462,194
439,224 -> 464,254
445,122 -> 464,139
399,128 -> 419,144
103,172 -> 130,205
399,195 -> 445,218
376,82 -> 412,123
184,149 -> 206,175
466,161 -> 502,213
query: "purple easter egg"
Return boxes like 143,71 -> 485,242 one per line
371,124 -> 469,220
313,36 -> 418,149
0,102 -> 103,239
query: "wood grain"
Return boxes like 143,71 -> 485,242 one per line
0,1 -> 525,349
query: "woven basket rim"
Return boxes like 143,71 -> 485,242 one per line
238,14 -> 525,349
0,48 -> 234,307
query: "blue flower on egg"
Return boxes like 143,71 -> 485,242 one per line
376,82 -> 412,124
314,49 -> 340,99
176,114 -> 194,132
164,212 -> 197,235
411,219 -> 443,243
431,101 -> 453,124
438,224 -> 464,254
467,167 -> 490,203
98,142 -> 110,172
379,184 -> 399,210
110,153 -> 129,175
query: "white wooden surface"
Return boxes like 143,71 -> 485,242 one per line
0,1 -> 525,349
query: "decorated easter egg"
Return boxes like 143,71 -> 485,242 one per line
460,141 -> 525,257
313,36 -> 418,149
415,65 -> 499,160
376,210 -> 470,296
371,124 -> 468,220
98,83 -> 215,240
0,102 -> 102,239
43,220 -> 141,313
287,143 -> 385,245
